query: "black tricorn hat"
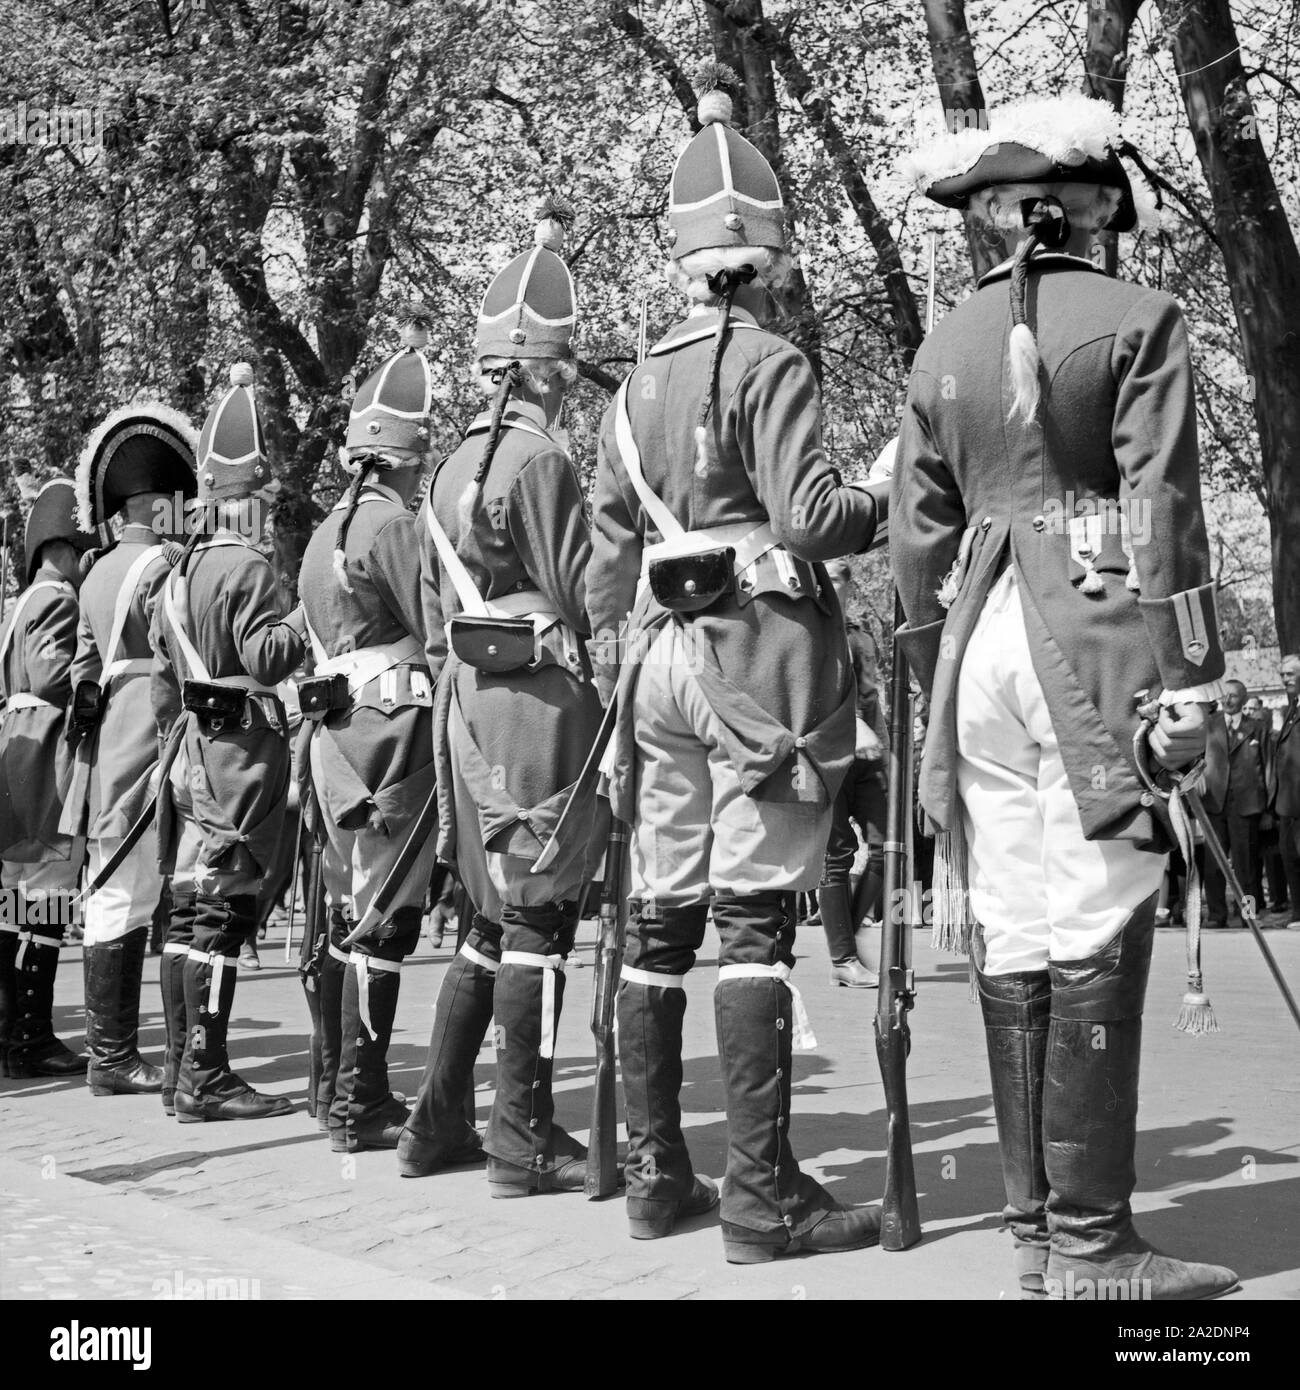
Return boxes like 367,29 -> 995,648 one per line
24,478 -> 97,583
904,95 -> 1137,233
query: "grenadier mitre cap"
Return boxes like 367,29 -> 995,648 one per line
667,62 -> 787,260
24,478 -> 96,583
196,362 -> 273,501
903,94 -> 1136,232
345,307 -> 436,456
75,402 -> 198,531
475,196 -> 577,361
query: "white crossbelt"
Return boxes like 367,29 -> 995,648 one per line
716,962 -> 817,1051
98,548 -> 166,690
303,616 -> 423,697
328,942 -> 351,966
423,498 -> 561,640
4,691 -> 54,711
612,379 -> 781,583
500,950 -> 565,1059
163,542 -> 276,696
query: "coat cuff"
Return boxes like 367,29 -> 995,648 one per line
894,617 -> 945,695
1137,582 -> 1225,692
1159,679 -> 1227,706
847,480 -> 888,553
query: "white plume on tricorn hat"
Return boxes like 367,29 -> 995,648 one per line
344,305 -> 437,459
667,61 -> 787,259
197,361 -> 273,501
903,93 -> 1136,232
24,477 -> 96,583
75,402 -> 199,531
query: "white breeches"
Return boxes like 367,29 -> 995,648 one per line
955,569 -> 1164,977
83,830 -> 164,945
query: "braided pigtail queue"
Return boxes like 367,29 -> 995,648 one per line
333,459 -> 377,592
694,263 -> 757,477
1007,194 -> 1070,427
458,361 -> 522,532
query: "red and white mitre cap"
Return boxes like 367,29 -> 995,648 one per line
345,311 -> 436,456
667,63 -> 786,260
75,402 -> 198,531
196,362 -> 272,501
24,478 -> 96,583
475,196 -> 577,361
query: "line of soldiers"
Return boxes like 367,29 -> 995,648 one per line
0,86 -> 1242,1296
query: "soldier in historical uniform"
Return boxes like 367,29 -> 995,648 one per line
0,481 -> 96,1076
397,198 -> 603,1191
585,71 -> 886,1260
70,408 -> 197,1097
298,320 -> 438,1153
894,95 -> 1237,1299
151,365 -> 306,1122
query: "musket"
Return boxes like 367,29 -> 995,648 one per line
297,803 -> 328,1118
585,811 -> 629,1198
873,231 -> 937,1253
340,784 -> 438,947
1134,706 -> 1300,1036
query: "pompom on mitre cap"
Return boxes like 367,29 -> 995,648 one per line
693,59 -> 739,127
398,300 -> 436,351
533,194 -> 575,253
229,362 -> 255,387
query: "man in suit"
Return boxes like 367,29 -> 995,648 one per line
1205,679 -> 1270,927
1270,655 -> 1300,928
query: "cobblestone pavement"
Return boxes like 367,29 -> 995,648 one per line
3,921 -> 1298,1301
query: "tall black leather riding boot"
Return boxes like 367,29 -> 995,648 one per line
1042,894 -> 1236,1300
818,880 -> 877,987
974,935 -> 1050,1299
10,926 -> 85,1077
315,907 -> 348,1129
85,928 -> 162,1093
0,928 -> 20,1076
174,894 -> 292,1123
159,892 -> 197,1113
397,915 -> 498,1177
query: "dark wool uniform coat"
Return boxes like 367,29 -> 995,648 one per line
586,305 -> 878,824
420,401 -> 601,871
150,539 -> 305,881
891,252 -> 1225,847
0,571 -> 79,861
299,488 -> 434,835
64,529 -> 172,840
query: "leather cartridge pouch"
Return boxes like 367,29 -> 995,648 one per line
648,547 -> 735,614
298,673 -> 351,720
71,679 -> 105,733
448,614 -> 537,673
182,679 -> 248,723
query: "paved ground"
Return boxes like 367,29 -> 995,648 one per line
3,918 -> 1298,1301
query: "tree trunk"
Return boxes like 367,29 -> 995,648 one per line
920,0 -> 1006,278
1158,0 -> 1300,650
1081,0 -> 1142,275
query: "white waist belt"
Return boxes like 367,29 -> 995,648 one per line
103,657 -> 152,681
717,962 -> 817,1051
308,628 -> 423,697
621,963 -> 686,990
